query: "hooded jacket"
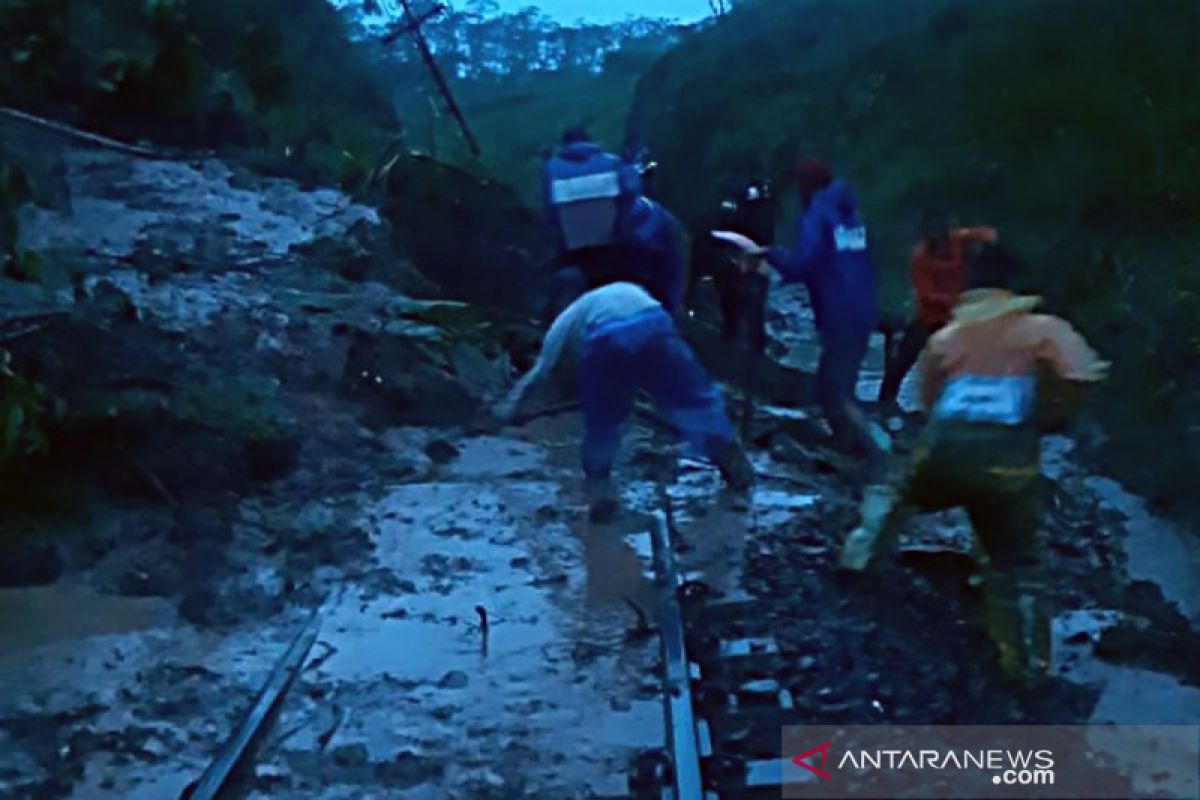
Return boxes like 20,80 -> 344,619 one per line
542,141 -> 642,232
542,141 -> 681,314
765,180 -> 878,338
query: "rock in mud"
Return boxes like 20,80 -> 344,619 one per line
0,540 -> 63,587
169,506 -> 233,546
178,573 -> 286,628
289,526 -> 373,570
423,438 -> 460,465
330,743 -> 370,769
437,670 -> 470,690
376,751 -> 443,788
76,279 -> 139,325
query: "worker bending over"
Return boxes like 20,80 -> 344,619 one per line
499,282 -> 754,521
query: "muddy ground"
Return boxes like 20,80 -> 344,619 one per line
1,143 -> 1199,800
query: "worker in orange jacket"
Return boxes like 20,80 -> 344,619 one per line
878,211 -> 998,409
842,243 -> 1108,681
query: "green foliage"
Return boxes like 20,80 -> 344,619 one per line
0,350 -> 49,462
365,4 -> 679,198
377,152 -> 543,307
439,65 -> 655,200
1,0 -> 679,193
0,162 -> 27,263
4,250 -> 43,283
0,0 -> 397,184
633,0 -> 1200,512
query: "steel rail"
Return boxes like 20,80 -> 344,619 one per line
650,507 -> 705,800
182,609 -> 323,800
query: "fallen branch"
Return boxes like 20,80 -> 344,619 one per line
315,704 -> 346,752
0,319 -> 58,342
1,107 -> 170,160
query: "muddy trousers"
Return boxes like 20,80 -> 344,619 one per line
879,318 -> 934,406
816,330 -> 874,452
577,307 -> 744,484
713,265 -> 769,355
867,422 -> 1049,680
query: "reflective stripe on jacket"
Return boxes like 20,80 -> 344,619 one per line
919,290 -> 1109,424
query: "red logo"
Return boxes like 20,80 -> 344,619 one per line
792,742 -> 834,780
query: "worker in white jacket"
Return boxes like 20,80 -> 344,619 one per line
498,282 -> 753,520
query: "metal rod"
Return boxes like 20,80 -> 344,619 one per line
649,508 -> 704,800
184,609 -> 323,800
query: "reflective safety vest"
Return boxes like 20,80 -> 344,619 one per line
544,143 -> 640,253
932,375 -> 1036,426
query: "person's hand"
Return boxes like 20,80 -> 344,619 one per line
493,396 -> 517,425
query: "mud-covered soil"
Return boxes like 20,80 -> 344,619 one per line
1,144 -> 1199,799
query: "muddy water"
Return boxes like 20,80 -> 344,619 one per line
298,472 -> 664,797
1085,476 -> 1200,623
2,274 -> 1198,798
0,584 -> 174,653
0,431 -> 681,799
1045,437 -> 1200,624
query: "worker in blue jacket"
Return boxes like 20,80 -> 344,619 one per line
717,158 -> 881,453
541,128 -> 685,319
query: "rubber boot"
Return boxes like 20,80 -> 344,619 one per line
983,570 -> 1051,683
586,477 -> 620,524
711,439 -> 754,512
712,439 -> 755,493
838,483 -> 897,571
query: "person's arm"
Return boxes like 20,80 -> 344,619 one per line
1032,316 -> 1109,429
1037,316 -> 1109,382
660,215 -> 687,317
764,209 -> 825,283
497,307 -> 577,422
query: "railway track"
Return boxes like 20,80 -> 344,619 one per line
633,500 -> 815,800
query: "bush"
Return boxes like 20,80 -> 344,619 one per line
0,0 -> 397,184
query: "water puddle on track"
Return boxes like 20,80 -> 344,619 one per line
283,436 -> 665,798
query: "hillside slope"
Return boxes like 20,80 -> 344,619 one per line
630,0 -> 1200,512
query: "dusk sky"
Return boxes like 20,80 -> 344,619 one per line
494,0 -> 712,24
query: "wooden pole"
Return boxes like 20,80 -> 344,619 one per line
380,2 -> 446,46
393,0 -> 481,157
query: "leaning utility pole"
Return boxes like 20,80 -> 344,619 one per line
384,0 -> 481,157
